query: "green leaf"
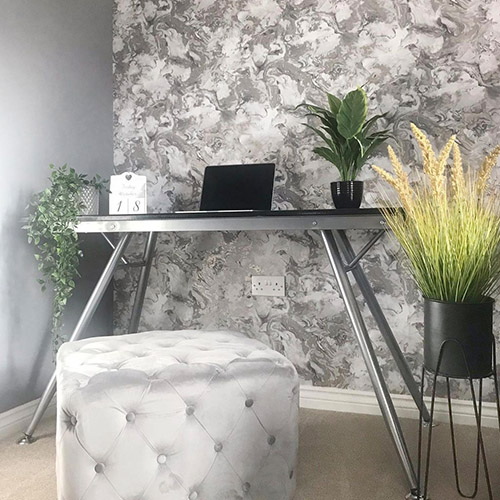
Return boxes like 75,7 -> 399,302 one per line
362,136 -> 387,158
303,123 -> 336,151
337,88 -> 368,139
361,113 -> 388,135
341,139 -> 362,179
313,147 -> 343,171
355,136 -> 388,175
318,117 -> 343,142
303,104 -> 336,119
354,136 -> 364,157
304,110 -> 345,145
327,93 -> 341,114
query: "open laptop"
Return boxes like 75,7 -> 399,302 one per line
196,163 -> 275,212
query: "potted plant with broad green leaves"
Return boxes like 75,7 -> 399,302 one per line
372,124 -> 500,378
24,164 -> 107,351
300,87 -> 391,208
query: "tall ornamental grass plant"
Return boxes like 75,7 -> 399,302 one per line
372,124 -> 500,303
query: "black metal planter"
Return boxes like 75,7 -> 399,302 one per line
417,298 -> 500,500
424,297 -> 494,379
330,181 -> 363,209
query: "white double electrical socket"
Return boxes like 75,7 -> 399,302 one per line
251,276 -> 285,297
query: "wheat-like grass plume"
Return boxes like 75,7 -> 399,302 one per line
410,123 -> 436,177
476,145 -> 500,194
432,134 -> 456,200
437,135 -> 456,175
371,165 -> 397,188
387,145 -> 415,207
450,143 -> 465,199
372,162 -> 413,211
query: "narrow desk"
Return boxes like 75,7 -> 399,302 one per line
21,209 -> 426,499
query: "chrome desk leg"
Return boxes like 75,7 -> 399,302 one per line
335,230 -> 430,422
18,233 -> 132,444
320,230 -> 419,495
128,232 -> 157,334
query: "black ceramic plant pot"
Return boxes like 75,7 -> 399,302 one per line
424,297 -> 494,379
330,181 -> 363,209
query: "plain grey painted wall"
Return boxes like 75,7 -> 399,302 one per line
0,0 -> 113,413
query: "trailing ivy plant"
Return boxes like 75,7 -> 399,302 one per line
299,87 -> 391,181
24,164 -> 107,351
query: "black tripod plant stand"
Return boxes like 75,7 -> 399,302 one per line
417,337 -> 500,500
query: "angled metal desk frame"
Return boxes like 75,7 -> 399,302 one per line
19,209 -> 426,499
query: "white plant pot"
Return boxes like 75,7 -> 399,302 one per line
79,186 -> 99,215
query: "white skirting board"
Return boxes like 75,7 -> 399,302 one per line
1,386 -> 498,441
0,397 -> 57,441
300,385 -> 499,428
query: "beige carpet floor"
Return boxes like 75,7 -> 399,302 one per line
1,409 -> 499,500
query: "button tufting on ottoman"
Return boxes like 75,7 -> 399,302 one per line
56,330 -> 299,500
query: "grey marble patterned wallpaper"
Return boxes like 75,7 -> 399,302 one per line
113,0 -> 500,400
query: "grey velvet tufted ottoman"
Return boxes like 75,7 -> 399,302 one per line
56,330 -> 299,500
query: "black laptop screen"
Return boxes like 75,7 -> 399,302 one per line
199,163 -> 275,211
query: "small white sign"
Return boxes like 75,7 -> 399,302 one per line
109,172 -> 147,214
